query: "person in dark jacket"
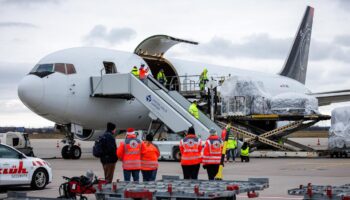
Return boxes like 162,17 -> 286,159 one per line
101,122 -> 118,183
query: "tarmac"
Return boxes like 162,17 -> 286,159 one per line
1,139 -> 350,200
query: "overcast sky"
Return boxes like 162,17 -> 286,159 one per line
0,0 -> 350,127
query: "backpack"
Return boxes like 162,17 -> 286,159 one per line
93,135 -> 105,158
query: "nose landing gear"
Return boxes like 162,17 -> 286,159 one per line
59,126 -> 82,159
61,144 -> 82,159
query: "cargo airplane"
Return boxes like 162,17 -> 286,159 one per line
18,6 -> 350,159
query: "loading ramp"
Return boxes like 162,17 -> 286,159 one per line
90,73 -> 221,138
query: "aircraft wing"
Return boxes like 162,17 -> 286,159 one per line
311,90 -> 350,106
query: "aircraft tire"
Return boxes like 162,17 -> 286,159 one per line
61,145 -> 71,159
71,145 -> 82,160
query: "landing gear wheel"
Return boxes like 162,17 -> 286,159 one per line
70,145 -> 81,160
172,147 -> 181,161
31,169 -> 48,190
61,145 -> 71,159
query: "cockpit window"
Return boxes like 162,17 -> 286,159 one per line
30,63 -> 76,77
66,64 -> 76,74
36,64 -> 54,73
54,63 -> 66,74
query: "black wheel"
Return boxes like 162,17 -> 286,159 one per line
330,153 -> 334,158
172,146 -> 181,161
31,168 -> 48,190
62,145 -> 71,159
70,145 -> 81,160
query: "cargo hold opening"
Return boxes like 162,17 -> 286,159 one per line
143,57 -> 180,91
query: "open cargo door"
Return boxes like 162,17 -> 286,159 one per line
134,35 -> 198,91
134,35 -> 198,57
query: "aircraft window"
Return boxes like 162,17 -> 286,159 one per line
66,64 -> 76,74
36,64 -> 54,73
54,63 -> 66,74
30,64 -> 39,73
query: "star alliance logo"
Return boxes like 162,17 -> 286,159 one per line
146,95 -> 152,102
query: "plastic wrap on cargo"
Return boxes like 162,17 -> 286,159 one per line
220,76 -> 271,115
329,107 -> 350,149
270,92 -> 319,115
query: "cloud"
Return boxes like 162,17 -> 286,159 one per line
0,0 -> 62,6
334,35 -> 350,47
196,34 -> 290,59
83,25 -> 137,46
0,22 -> 38,29
0,62 -> 31,100
190,34 -> 350,63
0,99 -> 28,113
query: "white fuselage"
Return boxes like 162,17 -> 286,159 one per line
18,47 -> 310,135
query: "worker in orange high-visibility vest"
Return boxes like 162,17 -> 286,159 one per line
141,134 -> 160,181
202,128 -> 222,180
117,128 -> 142,182
139,64 -> 149,82
180,127 -> 202,179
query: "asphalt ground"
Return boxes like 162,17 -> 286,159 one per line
1,139 -> 349,200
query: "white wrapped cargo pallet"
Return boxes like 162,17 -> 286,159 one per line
270,92 -> 319,115
220,76 -> 271,116
329,106 -> 350,149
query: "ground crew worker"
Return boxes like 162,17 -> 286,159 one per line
240,142 -> 250,162
180,127 -> 202,179
188,100 -> 199,119
99,122 -> 118,183
131,66 -> 139,78
117,128 -> 142,181
141,134 -> 160,181
139,64 -> 148,81
199,68 -> 209,92
156,69 -> 167,86
202,128 -> 222,180
226,132 -> 237,162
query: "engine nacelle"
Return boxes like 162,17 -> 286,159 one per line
74,129 -> 104,141
54,123 -> 104,141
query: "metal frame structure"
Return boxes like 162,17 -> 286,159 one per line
288,183 -> 350,200
217,114 -> 330,152
94,176 -> 269,200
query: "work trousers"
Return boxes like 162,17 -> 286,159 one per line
141,169 -> 158,182
181,164 -> 200,180
123,170 -> 140,182
226,149 -> 236,161
102,162 -> 116,183
205,164 -> 220,180
241,155 -> 250,162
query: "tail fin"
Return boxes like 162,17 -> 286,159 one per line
279,6 -> 314,84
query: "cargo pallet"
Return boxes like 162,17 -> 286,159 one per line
94,176 -> 269,200
288,183 -> 350,200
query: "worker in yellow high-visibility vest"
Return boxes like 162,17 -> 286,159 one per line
226,133 -> 237,162
240,142 -> 250,162
188,101 -> 199,119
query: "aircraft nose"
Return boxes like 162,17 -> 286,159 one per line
18,75 -> 44,109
